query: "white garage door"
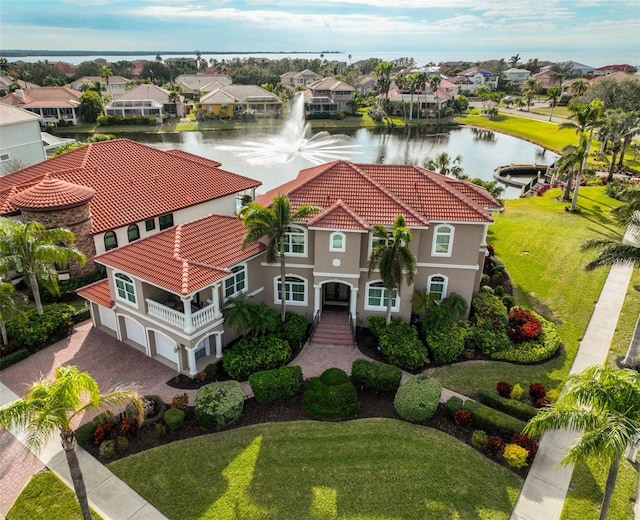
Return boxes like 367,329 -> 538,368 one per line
98,307 -> 117,332
123,316 -> 146,348
155,331 -> 178,363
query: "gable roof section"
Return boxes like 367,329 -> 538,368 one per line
307,77 -> 355,92
0,103 -> 41,125
76,279 -> 114,308
0,139 -> 260,233
257,161 -> 495,226
0,87 -> 81,109
307,199 -> 371,230
95,214 -> 264,295
115,84 -> 173,103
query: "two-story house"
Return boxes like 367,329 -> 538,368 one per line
305,78 -> 355,114
70,76 -> 131,98
0,104 -> 46,172
451,68 -> 499,94
280,69 -> 323,90
77,159 -> 501,376
0,87 -> 82,126
105,84 -> 185,121
502,68 -> 531,83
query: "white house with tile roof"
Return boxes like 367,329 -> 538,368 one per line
0,104 -> 46,173
0,87 -> 82,126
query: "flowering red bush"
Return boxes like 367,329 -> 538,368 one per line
485,435 -> 504,455
93,422 -> 114,445
510,433 -> 539,463
454,409 -> 472,427
508,307 -> 542,343
496,381 -> 512,398
529,383 -> 546,401
119,417 -> 139,437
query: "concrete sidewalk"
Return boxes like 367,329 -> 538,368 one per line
510,261 -> 635,520
0,382 -> 168,520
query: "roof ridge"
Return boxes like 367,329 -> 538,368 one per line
308,198 -> 370,229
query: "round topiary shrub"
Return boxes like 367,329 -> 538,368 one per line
164,407 -> 185,431
195,381 -> 245,429
302,368 -> 360,420
393,375 -> 442,423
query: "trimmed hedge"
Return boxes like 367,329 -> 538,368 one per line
378,320 -> 427,371
350,358 -> 402,393
195,381 -> 245,429
393,375 -> 442,423
426,323 -> 467,364
491,316 -> 562,363
0,348 -> 29,370
444,395 -> 463,417
249,366 -> 304,403
278,312 -> 308,349
302,368 -> 360,419
462,400 -> 527,438
6,303 -> 75,348
222,335 -> 292,380
97,114 -> 157,126
477,389 -> 538,421
164,407 -> 185,431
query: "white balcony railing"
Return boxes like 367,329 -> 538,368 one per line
192,304 -> 218,329
146,299 -> 219,332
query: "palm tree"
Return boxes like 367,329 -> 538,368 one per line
414,72 -> 428,123
554,133 -> 590,205
571,78 -> 589,97
99,66 -> 112,98
424,152 -> 465,178
598,109 -> 630,183
241,194 -> 319,322
0,279 -> 27,347
368,214 -> 417,325
509,53 -> 521,68
374,61 -> 393,104
394,72 -> 407,121
547,85 -> 562,121
524,365 -> 640,520
0,365 -> 143,520
522,89 -> 536,111
0,219 -> 86,315
581,236 -> 640,271
429,75 -> 442,117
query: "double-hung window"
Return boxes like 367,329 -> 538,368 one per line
224,265 -> 247,300
365,281 -> 399,311
427,274 -> 448,301
275,275 -> 306,305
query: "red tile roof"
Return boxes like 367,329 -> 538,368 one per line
0,87 -> 81,108
95,214 -> 264,295
76,279 -> 114,308
257,161 -> 496,226
307,199 -> 371,230
10,176 -> 95,210
441,178 -> 503,211
0,139 -> 260,233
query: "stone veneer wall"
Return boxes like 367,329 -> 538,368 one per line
20,203 -> 97,277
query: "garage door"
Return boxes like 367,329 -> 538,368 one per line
123,316 -> 146,348
98,307 -> 117,332
155,331 -> 178,363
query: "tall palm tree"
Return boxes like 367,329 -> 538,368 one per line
374,61 -> 393,104
429,75 -> 442,117
424,152 -> 465,179
547,85 -> 562,121
0,219 -> 86,315
571,78 -> 589,97
524,365 -> 640,520
414,72 -> 428,123
368,215 -> 416,325
394,72 -> 407,121
407,72 -> 419,122
554,133 -> 590,206
0,365 -> 143,520
598,109 -> 630,183
0,279 -> 27,347
509,53 -> 521,68
241,194 -> 319,322
99,66 -> 112,98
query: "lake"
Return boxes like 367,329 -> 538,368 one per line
110,126 -> 557,199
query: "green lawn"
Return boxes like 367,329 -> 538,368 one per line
7,470 -> 102,520
109,419 -> 522,520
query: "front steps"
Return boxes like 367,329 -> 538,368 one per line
311,310 -> 354,346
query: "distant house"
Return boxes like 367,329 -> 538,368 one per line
175,74 -> 233,100
502,68 -> 531,83
71,76 -> 130,98
356,75 -> 377,95
305,77 -> 355,114
280,69 -> 322,89
532,70 -> 559,89
105,83 -> 185,122
0,87 -> 82,126
451,68 -> 499,93
164,57 -> 198,68
0,75 -> 37,96
592,64 -> 637,77
0,104 -> 46,173
199,85 -> 282,118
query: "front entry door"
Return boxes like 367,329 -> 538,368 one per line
323,282 -> 349,308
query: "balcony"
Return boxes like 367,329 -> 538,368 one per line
146,299 -> 221,332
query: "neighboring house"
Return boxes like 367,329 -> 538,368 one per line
199,85 -> 282,118
0,75 -> 37,96
75,158 -> 501,377
356,74 -> 377,95
280,69 -> 322,89
0,104 -> 46,173
386,80 -> 456,118
592,64 -> 637,76
105,83 -> 184,122
502,68 -> 531,83
305,77 -> 355,114
70,76 -> 130,97
164,57 -> 198,68
0,87 -> 82,126
532,70 -> 558,89
0,139 -> 260,276
175,74 -> 232,99
451,68 -> 499,93
40,132 -> 76,156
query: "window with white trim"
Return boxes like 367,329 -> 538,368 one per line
427,274 -> 448,301
104,231 -> 118,251
329,232 -> 346,252
274,275 -> 307,305
432,224 -> 454,256
127,224 -> 140,242
114,273 -> 136,304
281,226 -> 306,256
365,281 -> 399,311
224,265 -> 247,300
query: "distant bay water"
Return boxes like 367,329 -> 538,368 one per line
6,50 -> 639,68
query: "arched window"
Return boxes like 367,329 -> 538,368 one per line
127,224 -> 140,242
104,231 -> 118,251
114,273 -> 136,304
329,232 -> 346,252
282,226 -> 307,256
365,281 -> 399,311
427,274 -> 448,301
432,224 -> 454,256
274,275 -> 307,305
224,265 -> 247,300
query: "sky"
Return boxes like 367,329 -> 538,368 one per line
1,0 -> 639,66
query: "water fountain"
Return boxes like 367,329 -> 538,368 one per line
215,94 -> 362,166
